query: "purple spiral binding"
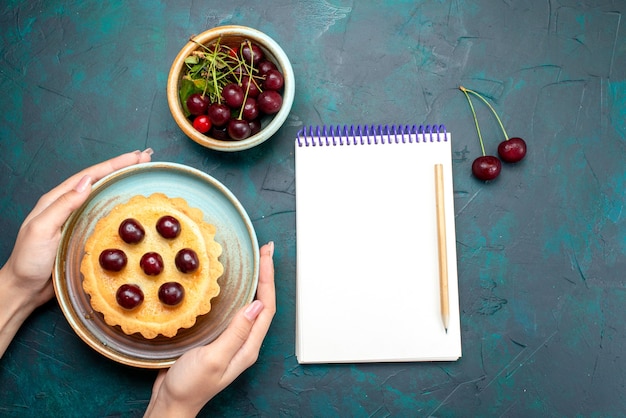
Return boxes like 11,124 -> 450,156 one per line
295,124 -> 447,147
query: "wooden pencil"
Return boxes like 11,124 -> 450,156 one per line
435,163 -> 450,333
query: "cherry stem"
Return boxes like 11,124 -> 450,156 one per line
206,41 -> 221,101
461,86 -> 509,141
192,37 -> 249,106
237,40 -> 253,120
460,86 -> 486,156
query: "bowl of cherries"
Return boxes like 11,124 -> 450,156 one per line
167,25 -> 295,152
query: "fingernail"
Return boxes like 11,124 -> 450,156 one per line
267,241 -> 274,258
244,300 -> 264,321
74,175 -> 92,193
142,147 -> 154,156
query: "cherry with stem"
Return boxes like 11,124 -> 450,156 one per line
460,86 -> 502,181
460,86 -> 527,163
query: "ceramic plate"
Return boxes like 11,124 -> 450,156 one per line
53,162 -> 259,368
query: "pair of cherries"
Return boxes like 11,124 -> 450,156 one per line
460,86 -> 527,181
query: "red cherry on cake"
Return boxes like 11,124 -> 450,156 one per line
140,252 -> 164,275
175,248 -> 199,273
99,249 -> 127,271
159,282 -> 185,306
116,284 -> 144,310
156,215 -> 181,239
118,218 -> 145,244
498,137 -> 527,163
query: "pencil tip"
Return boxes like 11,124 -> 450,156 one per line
445,327 -> 448,334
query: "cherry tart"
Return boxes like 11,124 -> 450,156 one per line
81,193 -> 223,339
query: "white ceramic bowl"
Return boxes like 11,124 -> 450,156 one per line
167,25 -> 295,152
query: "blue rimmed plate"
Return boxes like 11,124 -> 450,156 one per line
53,162 -> 259,368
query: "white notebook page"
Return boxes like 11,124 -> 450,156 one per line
295,128 -> 461,363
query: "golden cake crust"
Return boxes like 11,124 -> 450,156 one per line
81,193 -> 223,339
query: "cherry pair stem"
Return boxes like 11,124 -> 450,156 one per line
459,86 -> 510,156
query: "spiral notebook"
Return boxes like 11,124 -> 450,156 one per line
295,124 -> 462,364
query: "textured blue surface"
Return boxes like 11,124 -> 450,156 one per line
1,0 -> 625,416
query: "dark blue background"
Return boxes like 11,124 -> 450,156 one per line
1,1 -> 625,416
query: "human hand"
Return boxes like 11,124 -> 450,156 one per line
144,241 -> 276,418
0,149 -> 153,356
